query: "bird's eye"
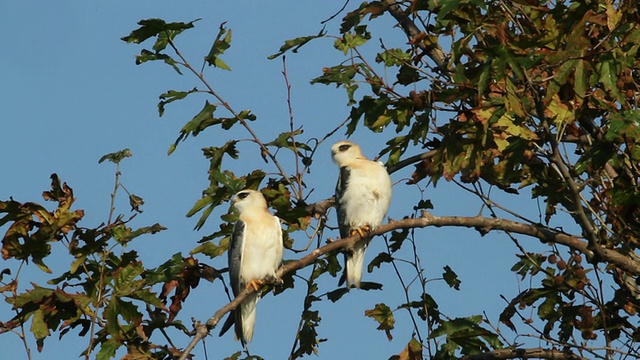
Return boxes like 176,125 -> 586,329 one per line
237,192 -> 250,199
339,144 -> 351,152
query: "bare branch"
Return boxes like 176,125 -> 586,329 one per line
305,197 -> 335,216
461,347 -> 587,360
549,144 -> 603,262
178,212 -> 640,359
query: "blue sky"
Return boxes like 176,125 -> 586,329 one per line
1,2 -> 554,359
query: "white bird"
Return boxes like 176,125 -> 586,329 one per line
219,189 -> 283,346
332,140 -> 392,288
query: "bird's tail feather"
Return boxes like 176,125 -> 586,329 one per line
236,292 -> 260,345
345,237 -> 371,288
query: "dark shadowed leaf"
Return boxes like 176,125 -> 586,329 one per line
326,287 -> 349,302
121,18 -> 199,45
442,265 -> 461,290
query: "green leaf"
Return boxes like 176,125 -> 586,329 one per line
511,253 -> 545,279
169,101 -> 218,154
265,129 -> 312,157
98,149 -> 132,164
121,18 -> 199,45
437,0 -> 462,19
186,196 -> 214,219
190,237 -> 229,259
477,62 -> 491,97
96,338 -> 120,360
116,297 -> 143,323
364,303 -> 395,340
334,29 -> 370,54
375,48 -> 411,67
605,110 -> 640,142
537,293 -> 559,319
112,223 -> 166,245
205,22 -> 232,70
311,64 -> 358,86
158,88 -> 198,116
30,308 -> 50,340
135,49 -> 183,74
113,262 -> 145,296
599,59 -> 626,103
268,28 -> 326,59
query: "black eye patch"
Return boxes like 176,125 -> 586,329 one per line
339,144 -> 351,152
237,192 -> 250,199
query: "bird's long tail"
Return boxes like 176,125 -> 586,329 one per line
236,292 -> 260,346
345,237 -> 371,288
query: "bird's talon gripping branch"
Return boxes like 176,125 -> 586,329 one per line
246,279 -> 265,291
265,275 -> 284,286
350,225 -> 370,238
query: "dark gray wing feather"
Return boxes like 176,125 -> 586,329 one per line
228,220 -> 245,296
336,166 -> 351,287
335,166 -> 351,239
218,220 -> 245,338
218,310 -> 235,337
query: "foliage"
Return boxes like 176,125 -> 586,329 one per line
4,1 -> 640,359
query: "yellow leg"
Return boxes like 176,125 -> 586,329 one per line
350,225 -> 371,237
246,279 -> 265,291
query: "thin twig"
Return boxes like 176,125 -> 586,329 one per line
281,56 -> 304,201
166,38 -> 293,187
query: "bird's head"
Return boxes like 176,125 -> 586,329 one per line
331,140 -> 365,166
232,189 -> 268,214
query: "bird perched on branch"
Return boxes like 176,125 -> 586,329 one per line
332,140 -> 392,288
219,189 -> 283,346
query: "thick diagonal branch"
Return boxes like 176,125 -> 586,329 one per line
383,0 -> 447,68
178,211 -> 640,359
461,347 -> 587,360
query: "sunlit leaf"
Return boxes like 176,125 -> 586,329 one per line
98,149 -> 132,164
365,303 -> 395,341
158,88 -> 198,116
205,22 -> 232,70
268,28 -> 326,59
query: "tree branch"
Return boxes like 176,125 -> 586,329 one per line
461,347 -> 587,360
549,144 -> 603,262
386,149 -> 437,175
178,212 -> 640,359
383,0 -> 447,68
